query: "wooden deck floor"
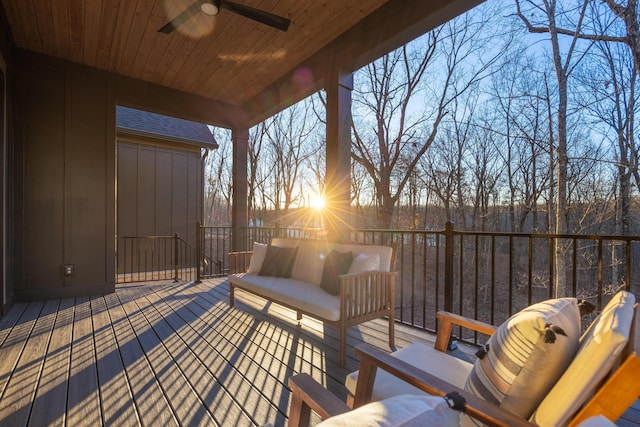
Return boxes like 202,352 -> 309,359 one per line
0,279 -> 637,427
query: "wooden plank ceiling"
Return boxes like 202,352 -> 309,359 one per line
0,0 -> 482,125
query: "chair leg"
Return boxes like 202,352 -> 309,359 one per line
230,284 -> 235,307
388,317 -> 395,350
288,390 -> 312,427
340,327 -> 347,367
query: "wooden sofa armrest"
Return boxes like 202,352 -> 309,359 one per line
288,373 -> 350,427
434,311 -> 497,352
353,343 -> 536,427
228,251 -> 253,274
339,271 -> 396,317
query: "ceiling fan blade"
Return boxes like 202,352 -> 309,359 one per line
158,1 -> 203,34
220,0 -> 291,31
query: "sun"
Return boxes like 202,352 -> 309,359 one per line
311,194 -> 325,210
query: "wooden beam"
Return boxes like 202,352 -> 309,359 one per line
241,0 -> 484,125
325,71 -> 352,243
15,49 -> 247,129
231,127 -> 249,252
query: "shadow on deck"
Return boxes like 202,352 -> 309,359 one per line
0,279 -> 637,426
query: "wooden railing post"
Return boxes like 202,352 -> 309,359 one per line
444,221 -> 454,315
196,222 -> 202,283
174,233 -> 180,282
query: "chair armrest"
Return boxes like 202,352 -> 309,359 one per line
228,251 -> 253,274
434,311 -> 497,352
353,343 -> 536,427
288,373 -> 350,427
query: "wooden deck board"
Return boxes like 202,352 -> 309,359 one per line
28,298 -> 74,427
103,291 -> 179,426
0,299 -> 59,425
67,297 -> 102,426
90,294 -> 139,426
151,281 -> 285,426
0,279 -> 637,427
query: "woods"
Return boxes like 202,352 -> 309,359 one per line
204,0 -> 640,239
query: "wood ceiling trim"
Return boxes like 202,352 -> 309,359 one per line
241,0 -> 484,125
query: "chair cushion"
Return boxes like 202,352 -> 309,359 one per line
318,394 -> 460,427
247,242 -> 268,274
531,291 -> 636,426
464,297 -> 581,421
345,342 -> 473,401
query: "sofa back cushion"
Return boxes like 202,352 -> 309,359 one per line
269,239 -> 394,285
464,297 -> 580,421
531,291 -> 636,426
272,238 -> 331,285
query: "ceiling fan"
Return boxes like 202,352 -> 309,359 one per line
158,0 -> 291,34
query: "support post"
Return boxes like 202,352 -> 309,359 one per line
174,233 -> 180,282
232,127 -> 249,252
444,221 -> 454,314
196,222 -> 202,283
325,71 -> 353,243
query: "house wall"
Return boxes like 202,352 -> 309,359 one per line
13,51 -> 116,299
116,139 -> 202,273
0,24 -> 11,313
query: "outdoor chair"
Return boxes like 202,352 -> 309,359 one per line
328,290 -> 639,426
287,373 -> 619,426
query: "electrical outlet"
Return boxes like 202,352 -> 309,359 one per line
63,264 -> 75,276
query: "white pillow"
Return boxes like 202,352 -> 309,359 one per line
247,242 -> 268,274
317,394 -> 459,427
464,297 -> 580,421
348,253 -> 380,274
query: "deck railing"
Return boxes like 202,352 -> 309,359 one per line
116,234 -> 197,283
197,223 -> 640,341
122,224 -> 640,344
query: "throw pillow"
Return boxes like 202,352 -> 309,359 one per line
464,297 -> 580,421
348,252 -> 380,274
531,291 -> 636,426
317,394 -> 460,427
247,242 -> 268,274
258,245 -> 299,278
320,250 -> 353,295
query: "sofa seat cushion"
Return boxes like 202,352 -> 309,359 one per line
230,273 -> 341,321
345,342 -> 473,401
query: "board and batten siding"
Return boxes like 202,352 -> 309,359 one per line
117,141 -> 202,273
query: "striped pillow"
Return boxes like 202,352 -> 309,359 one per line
464,297 -> 580,421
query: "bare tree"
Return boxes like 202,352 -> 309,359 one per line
352,8 -> 507,229
204,127 -> 233,225
248,122 -> 270,225
515,0 -> 593,296
263,99 -> 320,222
